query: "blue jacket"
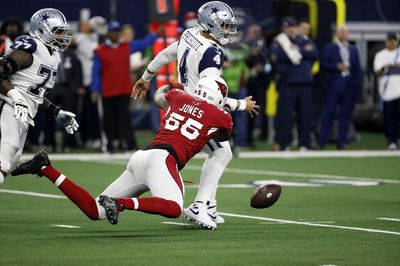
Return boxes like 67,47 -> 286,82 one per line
321,42 -> 362,93
272,35 -> 318,85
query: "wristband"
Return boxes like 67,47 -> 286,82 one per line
142,69 -> 155,82
237,99 -> 246,111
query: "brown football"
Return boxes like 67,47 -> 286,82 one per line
250,184 -> 282,209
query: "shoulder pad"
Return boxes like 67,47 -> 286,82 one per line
198,45 -> 224,73
11,35 -> 37,54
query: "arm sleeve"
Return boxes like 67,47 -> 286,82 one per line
300,40 -> 319,61
373,52 -> 384,72
89,51 -> 102,93
321,45 -> 339,72
129,33 -> 158,53
146,41 -> 179,74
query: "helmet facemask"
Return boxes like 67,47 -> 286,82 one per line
41,23 -> 71,51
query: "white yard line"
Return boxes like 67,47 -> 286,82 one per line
377,217 -> 400,222
51,224 -> 81,229
219,212 -> 400,236
0,188 -> 398,236
0,189 -> 67,199
19,150 -> 400,162
89,159 -> 400,185
162,222 -> 191,226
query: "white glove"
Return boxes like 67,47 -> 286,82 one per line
7,89 -> 29,124
55,110 -> 79,134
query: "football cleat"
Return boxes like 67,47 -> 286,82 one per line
184,201 -> 217,230
11,150 -> 50,176
98,195 -> 119,225
207,202 -> 225,224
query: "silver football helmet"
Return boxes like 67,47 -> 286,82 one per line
197,1 -> 237,45
30,8 -> 71,51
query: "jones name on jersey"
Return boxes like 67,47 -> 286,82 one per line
0,35 -> 60,121
177,27 -> 224,95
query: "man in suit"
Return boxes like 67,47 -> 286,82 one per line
272,17 -> 318,151
318,25 -> 362,149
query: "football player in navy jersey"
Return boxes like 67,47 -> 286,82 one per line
0,8 -> 78,184
133,1 -> 259,229
12,75 -> 232,230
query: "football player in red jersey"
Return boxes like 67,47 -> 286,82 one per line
11,75 -> 232,230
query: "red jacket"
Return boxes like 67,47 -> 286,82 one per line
96,42 -> 132,97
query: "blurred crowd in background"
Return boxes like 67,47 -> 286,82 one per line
0,9 -> 399,153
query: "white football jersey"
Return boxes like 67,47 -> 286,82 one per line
0,35 -> 60,121
177,27 -> 224,95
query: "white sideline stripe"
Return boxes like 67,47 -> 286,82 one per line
18,150 -> 400,162
0,189 -> 398,236
162,222 -> 191,226
51,224 -> 81,229
378,217 -> 400,222
219,212 -> 400,236
90,160 -> 400,185
185,165 -> 400,185
0,189 -> 67,199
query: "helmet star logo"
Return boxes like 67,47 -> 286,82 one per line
211,6 -> 219,13
41,13 -> 50,21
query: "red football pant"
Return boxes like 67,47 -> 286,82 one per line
117,197 -> 181,218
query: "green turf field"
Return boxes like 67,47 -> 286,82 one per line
0,155 -> 399,265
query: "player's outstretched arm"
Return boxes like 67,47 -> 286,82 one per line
154,83 -> 173,109
0,49 -> 34,123
40,98 -> 79,134
132,41 -> 179,99
224,96 -> 260,118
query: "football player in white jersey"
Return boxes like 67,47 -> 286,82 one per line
133,1 -> 259,229
0,8 -> 78,184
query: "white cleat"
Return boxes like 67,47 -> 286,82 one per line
184,201 -> 217,230
207,202 -> 225,225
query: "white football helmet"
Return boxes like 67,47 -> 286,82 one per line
194,75 -> 228,107
197,1 -> 237,45
30,8 -> 71,51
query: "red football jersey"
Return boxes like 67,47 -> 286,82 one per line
150,88 -> 232,168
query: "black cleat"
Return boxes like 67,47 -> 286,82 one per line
11,150 -> 50,176
98,195 -> 119,225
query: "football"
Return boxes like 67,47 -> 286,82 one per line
250,184 -> 282,209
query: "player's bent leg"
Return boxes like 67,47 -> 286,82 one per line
102,150 -> 184,224
12,150 -> 100,220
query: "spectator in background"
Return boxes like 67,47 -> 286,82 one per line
43,45 -> 83,152
272,16 -> 318,151
90,21 -> 158,153
318,25 -> 362,149
0,17 -> 24,56
183,11 -> 198,29
74,20 -> 102,150
245,24 -> 271,146
120,24 -> 149,84
223,41 -> 250,147
373,32 -> 400,151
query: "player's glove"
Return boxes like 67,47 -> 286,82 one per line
55,110 -> 79,134
7,89 -> 29,124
